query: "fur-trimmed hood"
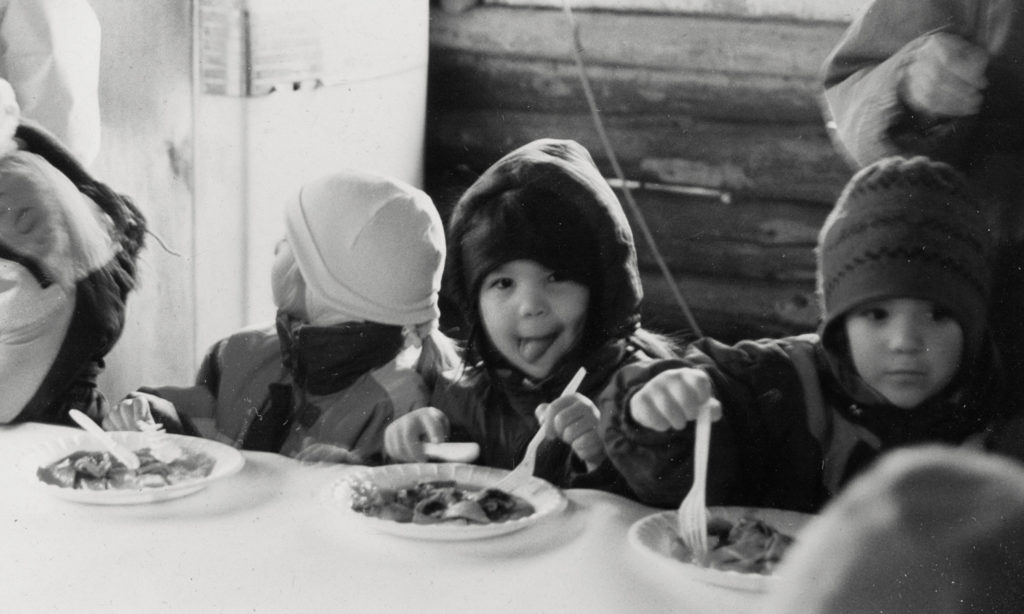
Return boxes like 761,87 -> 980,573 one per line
445,138 -> 643,352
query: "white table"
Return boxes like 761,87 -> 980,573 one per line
0,423 -> 766,614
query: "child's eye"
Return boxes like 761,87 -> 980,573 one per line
857,307 -> 888,321
486,277 -> 513,290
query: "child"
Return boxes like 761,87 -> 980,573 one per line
601,155 -> 1009,512
384,138 -> 680,491
101,169 -> 457,464
762,445 -> 1024,614
1,79 -> 145,425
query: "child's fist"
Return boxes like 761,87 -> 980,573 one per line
629,367 -> 722,432
539,393 -> 605,471
384,407 -> 450,462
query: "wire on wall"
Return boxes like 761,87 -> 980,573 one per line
560,1 -> 703,338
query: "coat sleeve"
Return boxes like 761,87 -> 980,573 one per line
601,338 -> 823,511
821,0 -> 977,167
137,340 -> 224,437
599,353 -> 744,508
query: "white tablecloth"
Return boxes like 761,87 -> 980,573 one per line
0,423 -> 765,614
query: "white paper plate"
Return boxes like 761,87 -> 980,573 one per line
332,463 -> 568,540
628,506 -> 813,592
23,431 -> 245,505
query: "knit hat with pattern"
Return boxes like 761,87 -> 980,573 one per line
817,156 -> 994,361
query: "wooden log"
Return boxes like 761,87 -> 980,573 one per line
428,5 -> 848,124
481,0 -> 867,22
617,186 -> 828,282
429,6 -> 847,79
428,50 -> 825,123
640,270 -> 820,342
425,108 -> 852,202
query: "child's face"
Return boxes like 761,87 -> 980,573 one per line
478,259 -> 589,380
844,297 -> 963,409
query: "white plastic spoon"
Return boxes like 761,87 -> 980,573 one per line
423,442 -> 481,463
68,409 -> 141,470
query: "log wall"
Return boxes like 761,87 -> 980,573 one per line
424,5 -> 855,341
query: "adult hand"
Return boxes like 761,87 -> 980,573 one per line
901,32 -> 988,119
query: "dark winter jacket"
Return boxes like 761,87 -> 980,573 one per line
603,334 -> 1008,513
433,339 -> 654,494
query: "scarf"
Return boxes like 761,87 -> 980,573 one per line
275,312 -> 405,396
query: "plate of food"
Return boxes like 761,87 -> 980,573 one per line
628,506 -> 812,592
333,462 -> 568,540
25,431 -> 245,505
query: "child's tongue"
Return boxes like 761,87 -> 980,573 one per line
519,336 -> 554,363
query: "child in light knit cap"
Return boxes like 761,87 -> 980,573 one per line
762,444 -> 1024,614
601,155 -> 1013,511
102,169 -> 457,464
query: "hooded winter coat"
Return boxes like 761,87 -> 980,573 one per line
433,138 -> 676,494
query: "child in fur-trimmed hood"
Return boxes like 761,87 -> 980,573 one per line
384,138 -> 681,492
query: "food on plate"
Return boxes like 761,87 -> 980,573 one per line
37,447 -> 216,491
676,515 -> 794,575
349,479 -> 535,525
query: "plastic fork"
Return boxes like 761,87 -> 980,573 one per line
137,420 -> 184,463
677,400 -> 713,562
493,366 -> 587,492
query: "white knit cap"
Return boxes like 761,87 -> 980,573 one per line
283,169 -> 445,326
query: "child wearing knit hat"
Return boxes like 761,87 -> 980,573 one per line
383,138 -> 680,491
762,445 -> 1024,614
601,155 -> 1013,512
101,169 -> 458,464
